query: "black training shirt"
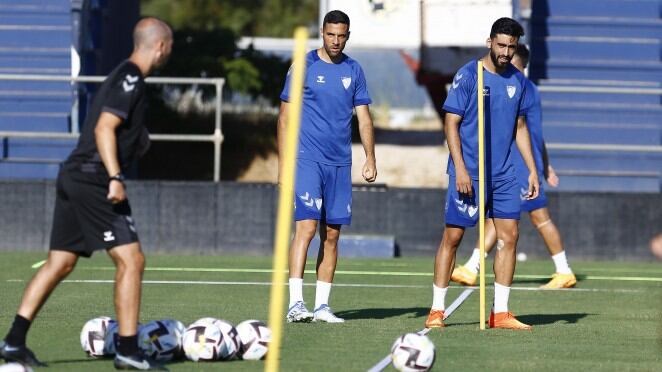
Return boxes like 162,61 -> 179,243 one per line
67,60 -> 150,172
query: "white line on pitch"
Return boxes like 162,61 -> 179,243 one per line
367,289 -> 475,372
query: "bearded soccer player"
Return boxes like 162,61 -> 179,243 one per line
425,18 -> 539,330
1,18 -> 172,370
278,10 -> 377,324
451,44 -> 576,289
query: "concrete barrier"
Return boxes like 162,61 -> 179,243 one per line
0,180 -> 659,260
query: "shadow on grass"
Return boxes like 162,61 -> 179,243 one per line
47,357 -> 106,365
336,307 -> 430,320
517,313 -> 591,325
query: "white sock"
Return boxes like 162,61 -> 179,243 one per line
314,280 -> 332,310
465,248 -> 482,273
493,282 -> 510,313
431,284 -> 448,311
551,251 -> 572,274
288,278 -> 304,308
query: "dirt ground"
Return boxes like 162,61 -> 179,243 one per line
237,144 -> 450,189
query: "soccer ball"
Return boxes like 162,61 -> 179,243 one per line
0,363 -> 34,372
213,319 -> 241,360
138,319 -> 186,361
390,333 -> 436,372
182,321 -> 223,361
103,320 -> 143,356
189,318 -> 240,360
236,320 -> 271,360
80,316 -> 113,357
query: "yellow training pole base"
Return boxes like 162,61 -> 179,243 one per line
265,26 -> 308,372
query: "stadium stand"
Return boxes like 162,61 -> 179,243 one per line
528,0 -> 662,192
0,0 -> 137,180
0,0 -> 74,178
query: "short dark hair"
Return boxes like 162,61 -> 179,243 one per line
489,17 -> 524,39
515,44 -> 530,67
323,10 -> 350,28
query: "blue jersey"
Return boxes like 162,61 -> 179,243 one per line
280,50 -> 372,165
513,79 -> 544,181
442,60 -> 532,181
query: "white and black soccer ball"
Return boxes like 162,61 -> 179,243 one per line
189,318 -> 240,360
236,319 -> 271,360
213,319 -> 241,360
138,319 -> 186,361
390,333 -> 436,372
0,363 -> 34,372
182,322 -> 223,362
103,320 -> 143,356
103,319 -> 119,356
80,316 -> 113,357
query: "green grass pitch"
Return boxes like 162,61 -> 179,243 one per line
1,252 -> 661,371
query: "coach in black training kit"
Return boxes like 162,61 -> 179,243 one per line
0,18 -> 172,371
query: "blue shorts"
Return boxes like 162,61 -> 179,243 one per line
444,176 -> 520,227
519,179 -> 548,212
294,158 -> 352,225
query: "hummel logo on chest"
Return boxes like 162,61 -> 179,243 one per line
316,75 -> 325,83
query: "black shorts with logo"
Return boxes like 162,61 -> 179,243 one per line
49,163 -> 139,257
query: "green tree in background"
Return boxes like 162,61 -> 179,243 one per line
141,0 -> 317,104
141,0 -> 318,37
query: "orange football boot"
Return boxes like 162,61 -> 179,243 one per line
540,272 -> 577,289
489,311 -> 532,330
425,309 -> 446,328
450,265 -> 478,286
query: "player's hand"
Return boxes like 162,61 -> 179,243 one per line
362,159 -> 377,183
546,165 -> 559,187
526,172 -> 540,200
456,167 -> 472,196
107,180 -> 126,204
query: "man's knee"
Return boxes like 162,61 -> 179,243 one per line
497,229 -> 519,248
322,225 -> 340,244
295,220 -> 318,240
110,244 -> 144,272
45,252 -> 78,278
440,227 -> 464,252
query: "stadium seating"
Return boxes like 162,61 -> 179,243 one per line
0,0 -> 75,178
529,0 -> 662,192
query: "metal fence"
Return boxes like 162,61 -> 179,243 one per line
0,74 -> 225,181
0,74 -> 661,181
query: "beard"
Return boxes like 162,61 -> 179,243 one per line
490,49 -> 510,68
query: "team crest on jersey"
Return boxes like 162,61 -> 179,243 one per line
341,76 -> 352,90
507,85 -> 516,98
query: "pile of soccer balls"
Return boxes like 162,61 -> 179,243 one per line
80,316 -> 271,363
390,333 -> 436,372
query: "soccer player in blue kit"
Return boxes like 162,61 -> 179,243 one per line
278,10 -> 377,323
425,18 -> 539,330
451,44 -> 577,290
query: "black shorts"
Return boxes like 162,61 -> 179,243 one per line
49,164 -> 139,257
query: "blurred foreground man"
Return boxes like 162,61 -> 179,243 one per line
1,17 -> 172,370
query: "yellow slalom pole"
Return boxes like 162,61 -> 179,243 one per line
477,60 -> 486,330
265,26 -> 308,372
